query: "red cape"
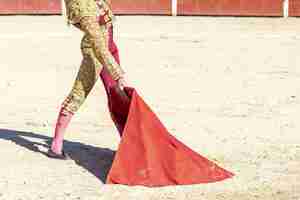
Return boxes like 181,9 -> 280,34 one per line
100,69 -> 234,187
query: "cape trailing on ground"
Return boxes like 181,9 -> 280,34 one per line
100,68 -> 234,187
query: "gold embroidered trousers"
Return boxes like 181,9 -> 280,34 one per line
61,0 -> 123,114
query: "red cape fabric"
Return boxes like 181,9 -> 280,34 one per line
104,86 -> 234,186
99,27 -> 233,187
100,68 -> 234,187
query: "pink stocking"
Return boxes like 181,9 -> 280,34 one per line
50,108 -> 73,154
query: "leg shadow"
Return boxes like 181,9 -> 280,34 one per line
0,128 -> 115,183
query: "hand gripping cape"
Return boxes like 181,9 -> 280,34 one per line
100,68 -> 234,187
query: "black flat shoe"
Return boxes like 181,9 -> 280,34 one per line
46,149 -> 70,160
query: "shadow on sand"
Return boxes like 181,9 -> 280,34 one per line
0,128 -> 115,183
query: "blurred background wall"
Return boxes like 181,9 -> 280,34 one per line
0,0 -> 298,16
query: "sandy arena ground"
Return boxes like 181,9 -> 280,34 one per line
0,15 -> 300,200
